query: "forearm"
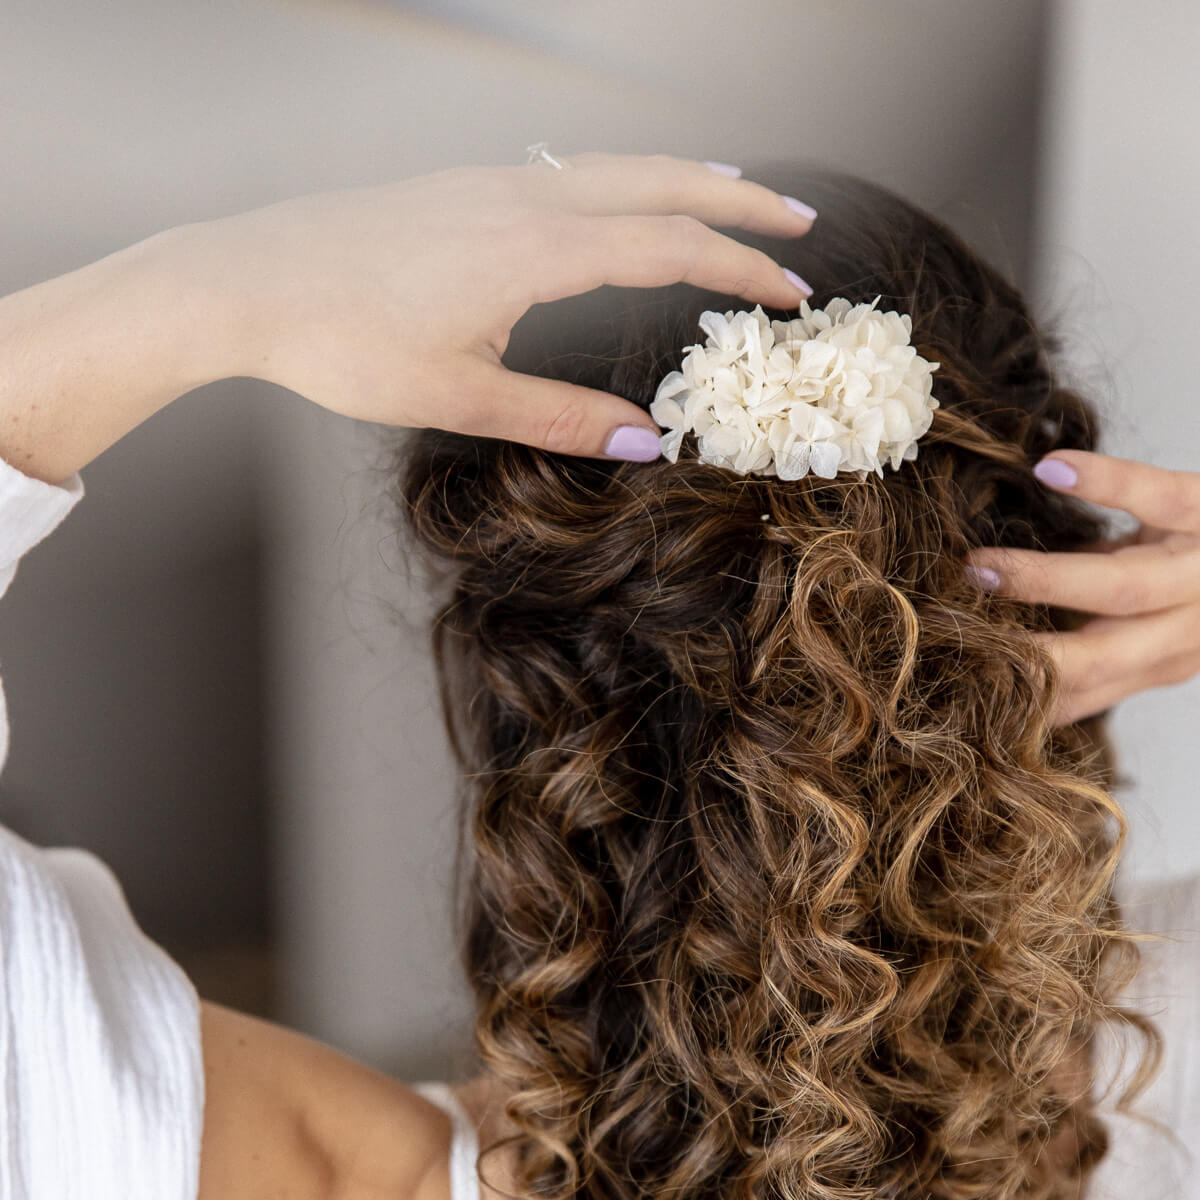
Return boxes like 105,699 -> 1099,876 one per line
0,225 -> 236,485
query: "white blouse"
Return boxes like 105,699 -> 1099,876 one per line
0,461 -> 203,1199
0,453 -> 1194,1199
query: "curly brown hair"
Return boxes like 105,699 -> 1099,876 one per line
393,167 -> 1161,1199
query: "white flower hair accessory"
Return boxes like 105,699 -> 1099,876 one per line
649,297 -> 941,480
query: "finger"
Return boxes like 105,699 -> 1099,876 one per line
527,212 -> 812,311
1032,603 -> 1200,721
1043,643 -> 1200,725
1086,527 -> 1147,552
1133,527 -> 1199,550
1054,524 -> 1181,553
448,358 -> 664,461
964,542 -> 1200,616
1030,450 -> 1200,535
529,151 -> 818,237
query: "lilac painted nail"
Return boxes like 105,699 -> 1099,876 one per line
964,565 -> 1003,590
1033,457 -> 1078,488
783,268 -> 812,298
604,425 -> 662,462
704,161 -> 742,178
783,195 -> 818,220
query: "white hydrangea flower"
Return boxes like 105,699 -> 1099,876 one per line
648,296 -> 941,480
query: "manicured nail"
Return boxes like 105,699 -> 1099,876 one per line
964,565 -> 1003,590
604,425 -> 662,462
782,195 -> 818,221
1033,457 -> 1078,488
783,268 -> 813,298
705,161 -> 742,178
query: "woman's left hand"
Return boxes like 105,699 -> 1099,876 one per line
964,449 -> 1200,726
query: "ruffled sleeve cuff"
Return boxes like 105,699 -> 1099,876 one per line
0,456 -> 84,777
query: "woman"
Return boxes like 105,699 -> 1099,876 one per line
0,152 -> 1196,1199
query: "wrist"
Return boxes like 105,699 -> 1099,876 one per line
122,222 -> 252,393
0,224 -> 243,484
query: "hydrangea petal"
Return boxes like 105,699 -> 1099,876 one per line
649,394 -> 685,429
809,440 -> 844,479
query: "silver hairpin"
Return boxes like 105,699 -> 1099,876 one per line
526,141 -> 566,169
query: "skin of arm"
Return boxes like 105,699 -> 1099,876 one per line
0,225 -> 244,486
198,999 -> 451,1200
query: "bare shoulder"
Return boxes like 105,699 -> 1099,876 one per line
196,999 -> 453,1200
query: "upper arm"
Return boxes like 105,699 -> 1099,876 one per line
196,999 -> 447,1200
197,1000 -> 337,1200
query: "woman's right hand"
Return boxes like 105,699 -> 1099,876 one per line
189,152 -> 818,461
1,153 -> 817,485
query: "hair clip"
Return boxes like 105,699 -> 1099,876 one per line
650,298 -> 940,480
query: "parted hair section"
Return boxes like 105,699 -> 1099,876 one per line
392,168 -> 1160,1199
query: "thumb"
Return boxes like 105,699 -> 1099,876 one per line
460,362 -> 664,462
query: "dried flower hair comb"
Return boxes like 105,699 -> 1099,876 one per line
650,297 -> 940,480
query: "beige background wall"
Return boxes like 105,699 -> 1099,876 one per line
3,0 -> 1193,1080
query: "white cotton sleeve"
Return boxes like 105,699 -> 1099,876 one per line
0,461 -> 84,777
0,455 -> 205,1200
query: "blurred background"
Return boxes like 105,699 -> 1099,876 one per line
0,0 -> 1195,1083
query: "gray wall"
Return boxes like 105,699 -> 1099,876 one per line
1033,0 -> 1200,889
8,0 -> 1168,1082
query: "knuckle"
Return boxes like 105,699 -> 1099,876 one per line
733,248 -> 782,296
522,211 -> 579,258
729,273 -> 758,300
462,164 -> 503,192
664,214 -> 708,274
540,403 -> 588,456
1004,560 -> 1046,600
1107,576 -> 1149,616
448,164 -> 519,210
1161,474 -> 1200,529
667,212 -> 706,244
1084,659 -> 1120,695
495,167 -> 542,206
1159,655 -> 1200,687
1078,635 -> 1121,692
448,387 -> 487,435
427,163 -> 478,189
751,246 -> 780,275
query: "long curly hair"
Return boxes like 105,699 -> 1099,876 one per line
392,166 -> 1161,1199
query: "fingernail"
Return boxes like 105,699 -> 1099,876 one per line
604,425 -> 662,462
783,268 -> 813,298
705,161 -> 742,178
964,565 -> 1003,590
1033,457 -> 1078,488
782,195 -> 818,221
